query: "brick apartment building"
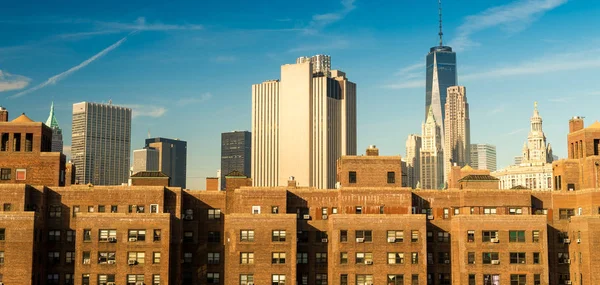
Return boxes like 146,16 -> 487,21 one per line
1,115 -> 600,285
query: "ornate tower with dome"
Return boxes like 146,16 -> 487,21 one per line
520,102 -> 553,166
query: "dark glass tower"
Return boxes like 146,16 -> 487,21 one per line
145,137 -> 187,188
425,46 -> 457,129
221,131 -> 251,190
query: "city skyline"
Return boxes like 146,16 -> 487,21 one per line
1,0 -> 600,188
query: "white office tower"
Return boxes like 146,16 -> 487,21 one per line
132,148 -> 159,174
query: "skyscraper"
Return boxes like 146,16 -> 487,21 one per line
470,144 -> 497,171
45,102 -> 63,153
425,0 -> 457,147
145,137 -> 187,188
443,86 -> 470,181
221,131 -> 251,190
420,106 -> 444,189
132,148 -> 159,174
405,134 -> 422,189
252,55 -> 357,189
72,102 -> 131,185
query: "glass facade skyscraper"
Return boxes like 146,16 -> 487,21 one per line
221,131 -> 251,190
425,46 -> 457,131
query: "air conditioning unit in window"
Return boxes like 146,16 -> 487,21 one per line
184,214 -> 193,220
108,237 -> 117,242
577,238 -> 581,243
322,214 -> 328,220
136,282 -> 144,285
247,283 -> 254,285
427,215 -> 434,220
565,259 -> 571,264
129,237 -> 137,242
387,237 -> 396,243
565,280 -> 572,284
365,283 -> 373,285
321,238 -> 328,243
303,214 -> 310,220
128,259 -> 137,265
491,260 -> 500,265
356,237 -> 365,243
107,260 -> 116,264
107,282 -> 116,285
83,258 -> 90,264
490,238 -> 499,243
563,238 -> 571,244
365,259 -> 373,265
444,260 -> 450,264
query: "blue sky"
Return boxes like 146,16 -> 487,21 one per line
1,0 -> 599,189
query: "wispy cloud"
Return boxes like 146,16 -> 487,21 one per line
212,56 -> 237,63
288,38 -> 349,53
384,80 -> 424,90
548,97 -> 573,103
176,92 -> 213,106
125,104 -> 168,118
506,128 -> 527,136
490,105 -> 506,114
395,63 -> 422,76
10,33 -> 132,98
450,0 -> 568,51
307,0 -> 356,32
384,62 -> 425,89
0,70 -> 31,92
57,30 -> 122,39
98,17 -> 203,32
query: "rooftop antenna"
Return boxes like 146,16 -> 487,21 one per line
108,98 -> 113,105
438,0 -> 444,47
147,129 -> 151,139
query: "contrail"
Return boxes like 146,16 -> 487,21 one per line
11,32 -> 134,98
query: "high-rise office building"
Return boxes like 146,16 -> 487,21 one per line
145,137 -> 187,188
405,134 -> 422,189
443,86 -> 470,182
425,1 -> 457,148
221,131 -> 251,190
420,106 -> 444,189
72,102 -> 131,185
45,102 -> 63,153
132,148 -> 159,174
252,55 -> 357,189
470,144 -> 497,171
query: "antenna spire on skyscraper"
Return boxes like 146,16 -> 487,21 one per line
438,0 -> 443,47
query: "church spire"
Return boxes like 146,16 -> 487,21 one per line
46,101 -> 60,129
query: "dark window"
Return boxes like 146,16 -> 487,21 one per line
208,231 -> 220,243
13,133 -> 21,152
0,169 -> 10,180
388,275 -> 403,285
153,229 -> 161,241
411,275 -> 419,285
355,230 -> 372,242
0,133 -> 8,151
3,203 -> 10,211
387,172 -> 395,183
340,230 -> 348,242
510,274 -> 526,285
482,252 -> 499,264
468,252 -> 475,264
559,209 -> 575,220
110,205 -> 118,213
25,133 -> 33,152
468,275 -> 475,285
82,274 -> 90,285
349,171 -> 357,183
355,206 -> 362,214
594,139 -> 599,156
272,230 -> 286,242
533,252 -> 540,264
98,205 -> 105,213
567,183 -> 575,191
534,274 -> 541,285
510,252 -> 526,264
340,275 -> 348,285
467,230 -> 475,242
509,231 -> 525,242
0,228 -> 5,240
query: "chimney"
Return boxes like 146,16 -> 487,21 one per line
0,106 -> 7,122
366,145 -> 379,156
287,176 -> 297,188
569,116 -> 584,133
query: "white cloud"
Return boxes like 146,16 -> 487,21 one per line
449,0 -> 568,51
212,56 -> 237,63
63,145 -> 72,159
384,80 -> 425,90
98,17 -> 203,32
385,62 -> 425,90
395,63 -> 422,76
307,0 -> 356,32
176,92 -> 213,106
125,104 -> 168,118
10,34 -> 131,98
0,70 -> 31,92
506,128 -> 527,136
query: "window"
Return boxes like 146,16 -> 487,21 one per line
65,274 -> 73,285
299,274 -> 308,285
388,275 -> 404,285
341,274 -> 348,285
316,252 -> 327,264
207,273 -> 220,284
15,169 -> 27,180
297,252 -> 308,264
129,205 -> 145,213
412,252 -> 419,264
468,252 -> 475,264
127,274 -> 144,285
99,229 -> 117,242
251,205 -> 261,214
208,252 -> 220,264
558,252 -> 570,264
128,252 -> 145,264
0,133 -> 7,151
534,274 -> 541,285
2,203 -> 11,211
271,206 -> 279,214
454,208 -> 460,215
355,252 -> 373,264
388,252 -> 404,264
439,273 -> 451,285
427,231 -> 433,242
510,252 -> 526,264
509,231 -> 525,242
208,208 -> 221,219
387,230 -> 404,242
483,274 -> 500,285
272,274 -> 286,285
241,252 -> 254,264
387,172 -> 396,183
483,207 -> 497,215
128,229 -> 146,241
150,204 -> 159,213
482,231 -> 498,242
47,205 -> 61,218
438,252 -> 450,264
98,252 -> 116,264
468,275 -> 476,285
349,171 -> 357,183
559,208 -> 575,220
437,231 -> 450,243
0,169 -> 9,180
509,207 -> 523,215
153,275 -> 161,285
316,274 -> 327,285
0,228 -> 4,240
65,251 -> 75,264
82,274 -> 90,285
48,230 -> 61,242
411,230 -> 419,242
332,207 -> 338,214
111,205 -> 118,213
82,251 -> 91,264
25,133 -> 33,152
272,252 -> 286,264
467,230 -> 475,242
240,275 -> 254,285
340,252 -> 348,264
153,252 -> 161,264
340,230 -> 348,242
153,229 -> 161,241
208,231 -> 221,242
66,230 -> 75,242
87,206 -> 94,212
48,252 -> 60,264
73,206 -> 80,217
533,252 -> 540,264
0,251 -> 3,264
510,274 -> 526,285
355,230 -> 372,242
356,275 -> 373,285
380,205 -> 385,214
83,229 -> 91,241
272,230 -> 286,242
13,134 -> 21,152
443,208 -> 449,219
355,206 -> 362,214
532,230 -> 540,242
184,231 -> 194,242
184,252 -> 193,263
317,231 -> 328,241
482,252 -> 499,264
297,231 -> 308,243
98,205 -> 105,213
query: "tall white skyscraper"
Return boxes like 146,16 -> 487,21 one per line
405,134 -> 422,189
420,106 -> 444,189
45,102 -> 63,153
132,148 -> 159,174
470,144 -> 497,171
443,86 -> 470,182
252,55 -> 357,189
72,102 -> 132,185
